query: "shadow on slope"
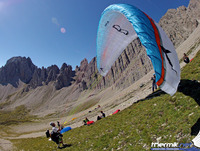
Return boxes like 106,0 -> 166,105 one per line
134,79 -> 200,136
134,89 -> 165,103
0,78 -> 24,88
137,79 -> 200,104
178,79 -> 200,136
191,118 -> 200,136
178,79 -> 200,105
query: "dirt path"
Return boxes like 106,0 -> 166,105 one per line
1,26 -> 200,151
0,138 -> 13,151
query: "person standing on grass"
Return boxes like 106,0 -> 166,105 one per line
151,74 -> 157,92
49,122 -> 67,149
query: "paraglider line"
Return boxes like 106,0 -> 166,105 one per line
112,25 -> 129,35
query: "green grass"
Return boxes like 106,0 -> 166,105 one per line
0,105 -> 37,138
0,105 -> 36,126
68,99 -> 100,116
11,50 -> 200,150
0,92 -> 17,109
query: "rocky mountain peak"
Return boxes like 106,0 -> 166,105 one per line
0,57 -> 74,90
0,0 -> 200,95
6,56 -> 32,65
0,56 -> 36,87
80,58 -> 88,72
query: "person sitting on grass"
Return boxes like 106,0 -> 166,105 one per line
100,111 -> 105,118
183,53 -> 190,64
49,122 -> 67,149
83,117 -> 89,125
97,111 -> 106,120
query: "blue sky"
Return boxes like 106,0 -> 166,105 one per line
0,0 -> 189,69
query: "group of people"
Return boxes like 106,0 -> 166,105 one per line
46,52 -> 191,149
83,110 -> 106,125
47,110 -> 106,149
48,53 -> 190,149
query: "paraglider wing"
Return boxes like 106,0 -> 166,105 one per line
60,127 -> 72,134
112,109 -> 120,115
72,117 -> 77,121
87,121 -> 94,125
96,4 -> 180,95
155,23 -> 180,95
96,4 -> 138,77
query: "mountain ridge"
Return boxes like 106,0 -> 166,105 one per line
0,0 -> 199,116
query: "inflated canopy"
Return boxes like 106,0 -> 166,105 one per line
60,126 -> 71,134
96,4 -> 180,96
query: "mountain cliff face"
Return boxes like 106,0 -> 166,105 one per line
74,38 -> 152,91
0,57 -> 74,90
0,0 -> 199,115
159,0 -> 200,48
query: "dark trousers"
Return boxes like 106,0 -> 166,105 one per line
152,82 -> 157,92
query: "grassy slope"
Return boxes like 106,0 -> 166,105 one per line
12,51 -> 200,151
0,105 -> 36,126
